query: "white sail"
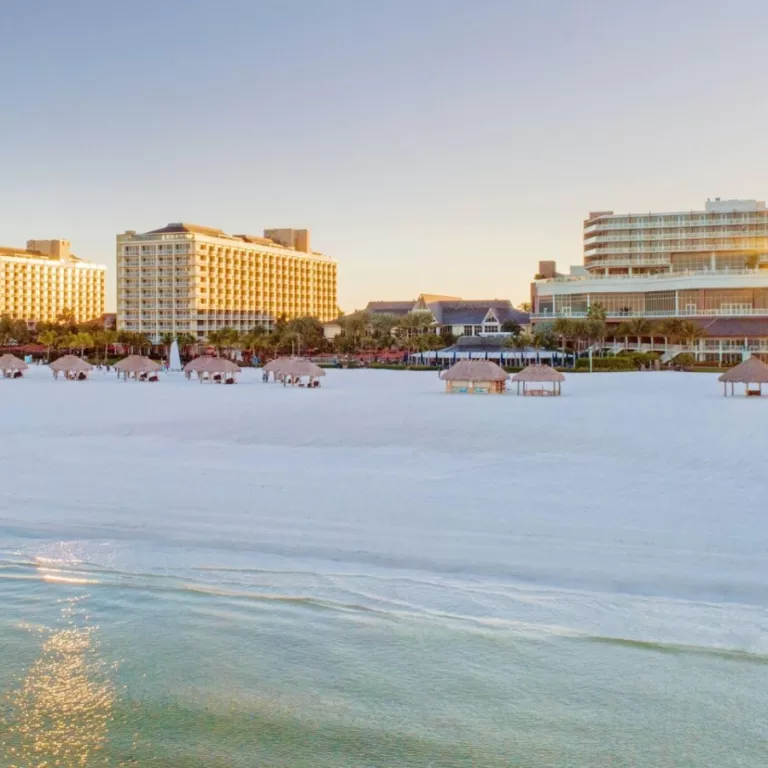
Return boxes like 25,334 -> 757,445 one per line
169,340 -> 182,371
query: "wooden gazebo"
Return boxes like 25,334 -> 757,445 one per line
511,365 -> 564,396
441,360 -> 509,394
718,356 -> 768,396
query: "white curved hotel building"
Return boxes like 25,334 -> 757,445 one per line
532,199 -> 768,357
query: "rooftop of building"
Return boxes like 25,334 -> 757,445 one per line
0,244 -> 89,264
430,300 -> 529,326
694,318 -> 768,338
585,199 -> 767,223
365,296 -> 529,325
130,223 -> 330,258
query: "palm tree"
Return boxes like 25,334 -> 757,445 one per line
38,329 -> 59,361
570,319 -> 592,356
398,311 -> 435,338
585,318 -> 607,353
370,314 -> 399,349
679,320 -> 705,350
278,330 -> 303,355
101,330 -> 118,364
131,332 -> 152,356
504,332 -> 533,366
658,318 -> 684,349
68,331 -> 94,357
552,318 -> 574,353
92,330 -> 107,363
207,330 -> 225,356
616,318 -> 652,349
586,302 -> 607,321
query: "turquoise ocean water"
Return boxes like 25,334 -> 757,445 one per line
1,369 -> 767,766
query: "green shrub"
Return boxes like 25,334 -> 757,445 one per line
675,353 -> 696,368
575,357 -> 635,371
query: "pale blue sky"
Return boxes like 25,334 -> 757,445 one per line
2,0 -> 768,311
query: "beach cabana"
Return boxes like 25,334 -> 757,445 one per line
262,357 -> 294,382
199,357 -> 241,384
511,365 -> 565,396
440,360 -> 508,394
50,355 -> 93,380
281,359 -> 326,388
718,356 -> 768,397
0,353 -> 28,379
183,356 -> 216,380
114,355 -> 162,381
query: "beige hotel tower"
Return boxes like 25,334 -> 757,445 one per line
117,223 -> 337,339
0,239 -> 105,324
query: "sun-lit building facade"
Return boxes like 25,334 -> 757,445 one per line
533,199 -> 768,320
531,199 -> 768,360
0,239 -> 106,324
117,223 -> 337,339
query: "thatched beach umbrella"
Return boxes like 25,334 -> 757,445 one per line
0,353 -> 28,379
718,356 -> 768,396
511,364 -> 565,396
263,357 -> 293,372
114,355 -> 162,381
183,355 -> 216,379
280,359 -> 326,387
262,357 -> 296,382
441,360 -> 508,394
283,359 -> 325,377
198,356 -> 241,383
50,355 -> 93,380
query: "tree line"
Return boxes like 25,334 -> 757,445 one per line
0,304 -> 708,362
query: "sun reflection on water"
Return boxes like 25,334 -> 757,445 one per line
1,596 -> 117,767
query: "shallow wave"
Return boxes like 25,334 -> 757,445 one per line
581,634 -> 768,663
3,555 -> 767,662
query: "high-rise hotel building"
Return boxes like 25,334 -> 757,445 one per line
531,198 -> 768,357
534,198 -> 768,318
116,223 -> 337,339
0,239 -> 105,324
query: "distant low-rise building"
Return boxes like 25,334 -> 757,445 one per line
365,294 -> 529,336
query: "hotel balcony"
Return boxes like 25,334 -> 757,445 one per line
584,230 -> 768,245
532,307 -> 768,320
584,214 -> 768,233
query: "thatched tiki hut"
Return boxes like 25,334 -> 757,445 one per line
183,356 -> 216,380
511,365 -> 565,396
114,355 -> 162,381
718,356 -> 768,396
281,359 -> 326,388
262,357 -> 295,382
199,357 -> 241,384
0,353 -> 28,379
441,360 -> 508,394
50,355 -> 93,380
